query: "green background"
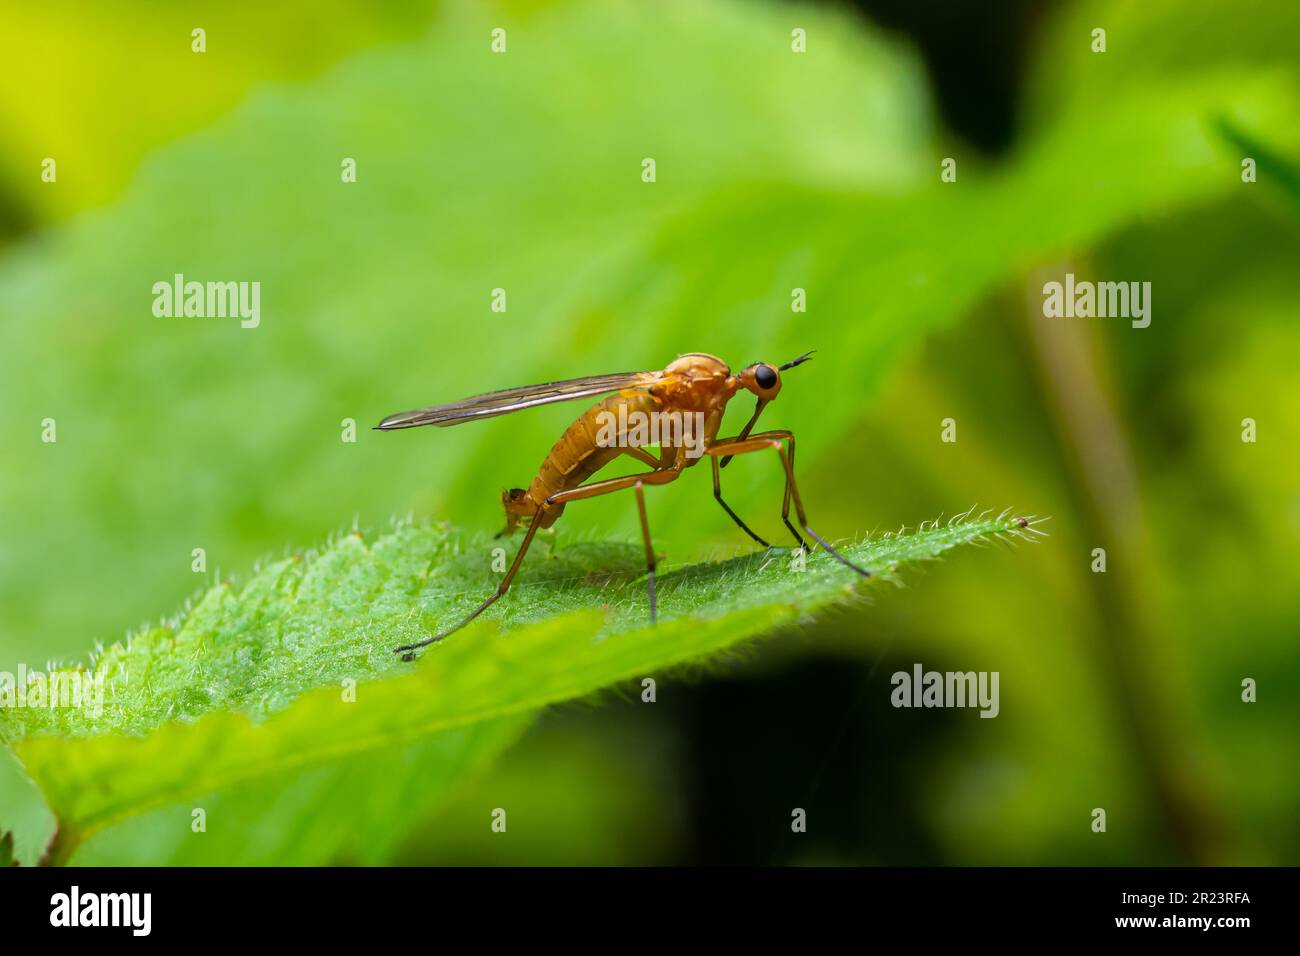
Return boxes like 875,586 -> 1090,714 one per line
0,0 -> 1297,864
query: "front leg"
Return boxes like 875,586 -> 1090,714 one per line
710,430 -> 805,550
711,455 -> 772,548
705,431 -> 869,577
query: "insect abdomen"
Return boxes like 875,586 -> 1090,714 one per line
527,391 -> 659,504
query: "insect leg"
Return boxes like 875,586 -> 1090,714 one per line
544,456 -> 685,625
623,446 -> 661,468
399,459 -> 686,657
543,456 -> 685,505
712,431 -> 804,550
394,517 -> 543,657
633,480 -> 657,624
776,434 -> 809,552
705,431 -> 869,577
711,455 -> 771,548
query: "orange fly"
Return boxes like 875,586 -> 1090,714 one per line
377,351 -> 868,656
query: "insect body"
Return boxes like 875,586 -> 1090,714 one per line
378,351 -> 868,656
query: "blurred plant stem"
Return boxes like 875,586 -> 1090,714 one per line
1021,263 -> 1223,864
39,825 -> 78,867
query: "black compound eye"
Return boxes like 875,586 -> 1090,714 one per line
754,364 -> 778,390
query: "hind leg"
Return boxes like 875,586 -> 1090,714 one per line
396,517 -> 545,657
401,455 -> 684,656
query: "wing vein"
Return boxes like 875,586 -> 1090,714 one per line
377,371 -> 662,429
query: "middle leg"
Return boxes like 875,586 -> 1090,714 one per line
633,480 -> 657,623
543,453 -> 685,626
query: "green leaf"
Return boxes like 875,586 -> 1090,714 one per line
1,511 -> 1041,863
1212,118 -> 1300,217
0,0 -> 444,221
70,715 -> 535,867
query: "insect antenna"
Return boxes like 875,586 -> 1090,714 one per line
779,349 -> 815,371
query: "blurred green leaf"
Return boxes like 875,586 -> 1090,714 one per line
1027,0 -> 1300,121
1212,118 -> 1300,217
71,715 -> 533,866
1,511 -> 1038,862
0,0 -> 445,222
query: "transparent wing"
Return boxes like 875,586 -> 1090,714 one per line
377,370 -> 665,429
